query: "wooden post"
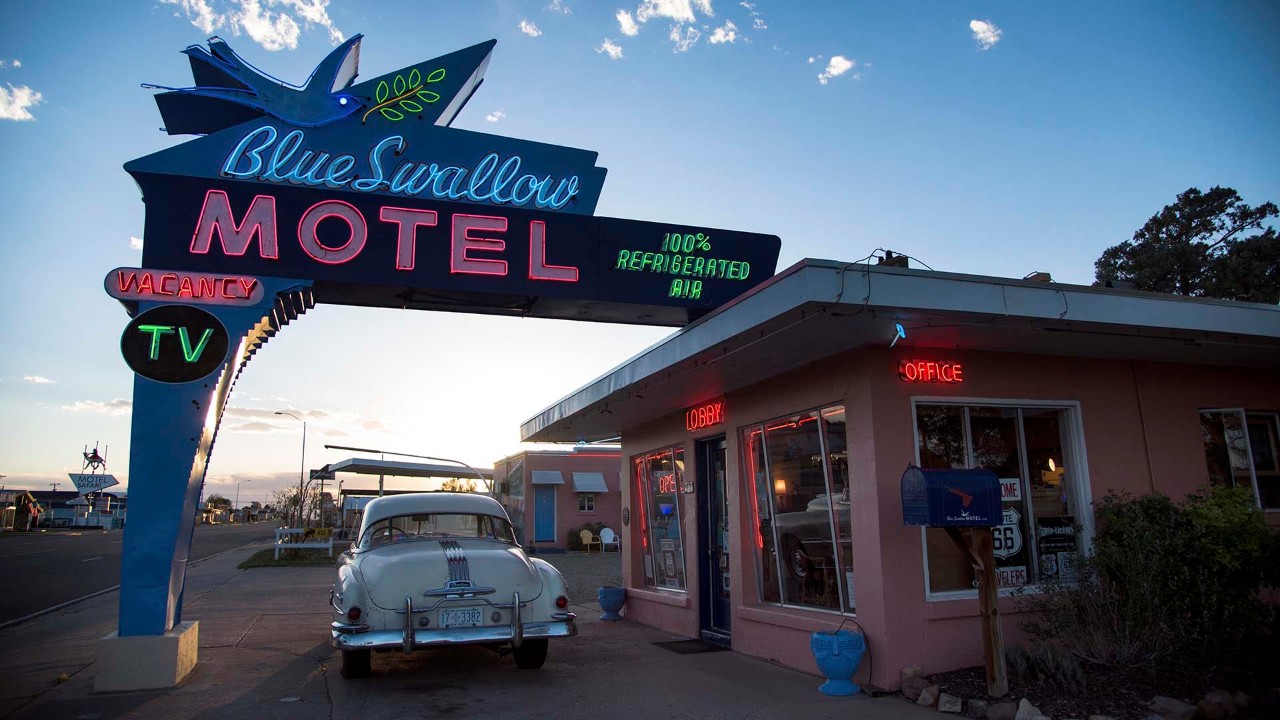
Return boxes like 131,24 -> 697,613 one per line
945,527 -> 1008,698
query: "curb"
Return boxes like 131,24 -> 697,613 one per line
0,539 -> 268,632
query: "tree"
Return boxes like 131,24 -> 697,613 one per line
1094,186 -> 1279,303
205,494 -> 231,508
441,478 -> 478,493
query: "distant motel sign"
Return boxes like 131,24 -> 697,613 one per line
116,35 -> 782,337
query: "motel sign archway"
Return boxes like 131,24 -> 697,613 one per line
102,35 -> 779,688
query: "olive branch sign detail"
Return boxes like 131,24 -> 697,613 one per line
363,67 -> 446,123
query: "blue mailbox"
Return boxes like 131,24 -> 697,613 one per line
901,466 -> 1000,527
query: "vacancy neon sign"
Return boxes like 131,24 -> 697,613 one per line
898,360 -> 964,383
106,267 -> 265,306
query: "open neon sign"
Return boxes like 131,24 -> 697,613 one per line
898,360 -> 964,384
685,399 -> 725,432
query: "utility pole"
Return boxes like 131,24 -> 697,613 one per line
51,482 -> 60,492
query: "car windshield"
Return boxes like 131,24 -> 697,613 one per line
360,513 -> 516,549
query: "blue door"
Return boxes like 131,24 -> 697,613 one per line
534,486 -> 557,542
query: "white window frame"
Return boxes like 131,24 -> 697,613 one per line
578,492 -> 595,512
910,397 -> 1094,602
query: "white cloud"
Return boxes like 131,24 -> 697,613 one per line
969,19 -> 1002,50
818,55 -> 855,85
63,399 -> 132,416
669,24 -> 702,53
807,56 -> 816,64
23,375 -> 56,384
617,10 -> 640,37
0,84 -> 42,121
0,61 -> 7,69
709,20 -> 737,45
754,18 -> 767,30
546,0 -> 570,13
596,38 -> 624,60
485,111 -> 505,122
130,236 -> 144,250
519,19 -> 542,37
11,60 -> 19,68
160,0 -> 345,52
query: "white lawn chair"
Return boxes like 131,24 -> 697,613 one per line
600,527 -> 621,552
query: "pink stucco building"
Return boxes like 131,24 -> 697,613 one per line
521,260 -> 1280,689
492,447 -> 623,551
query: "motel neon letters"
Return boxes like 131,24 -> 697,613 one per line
189,189 -> 579,281
686,399 -> 726,432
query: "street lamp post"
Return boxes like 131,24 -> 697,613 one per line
275,411 -> 307,528
234,479 -> 251,523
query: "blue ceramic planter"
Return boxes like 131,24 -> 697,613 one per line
598,586 -> 626,621
810,629 -> 866,696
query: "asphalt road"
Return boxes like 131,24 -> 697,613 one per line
0,522 -> 277,621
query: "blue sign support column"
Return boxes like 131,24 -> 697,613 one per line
117,279 -> 311,636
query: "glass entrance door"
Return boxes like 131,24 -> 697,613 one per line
697,437 -> 731,646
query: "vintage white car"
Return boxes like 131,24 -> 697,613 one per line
330,492 -> 576,677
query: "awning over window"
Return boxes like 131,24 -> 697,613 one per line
572,472 -> 608,493
531,470 -> 565,485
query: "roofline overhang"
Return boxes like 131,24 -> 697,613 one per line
521,259 -> 1280,443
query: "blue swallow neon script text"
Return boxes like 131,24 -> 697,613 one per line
220,125 -> 581,211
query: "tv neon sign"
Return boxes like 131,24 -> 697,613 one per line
898,360 -> 964,384
106,267 -> 265,306
685,399 -> 726,432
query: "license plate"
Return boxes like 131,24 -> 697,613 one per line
439,607 -> 483,628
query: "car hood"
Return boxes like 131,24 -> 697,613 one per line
356,538 -> 543,610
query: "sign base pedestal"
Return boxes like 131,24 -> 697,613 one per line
95,621 -> 199,692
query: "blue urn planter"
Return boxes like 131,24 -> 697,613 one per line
810,629 -> 866,696
598,586 -> 626,621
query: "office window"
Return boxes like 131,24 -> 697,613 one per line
1202,409 -> 1280,509
578,493 -> 595,512
916,403 -> 1087,594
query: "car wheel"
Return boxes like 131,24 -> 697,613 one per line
782,536 -> 810,579
512,639 -> 548,669
340,649 -> 372,678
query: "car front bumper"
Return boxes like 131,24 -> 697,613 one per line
331,617 -> 577,652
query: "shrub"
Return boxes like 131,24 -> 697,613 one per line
565,521 -> 607,551
1018,487 -> 1280,685
1006,643 -> 1086,694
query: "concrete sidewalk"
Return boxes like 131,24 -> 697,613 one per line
1,544 -> 937,720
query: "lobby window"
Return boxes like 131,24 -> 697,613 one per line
1202,409 -> 1280,510
742,405 -> 852,613
915,403 -> 1088,596
578,493 -> 595,512
632,446 -> 687,591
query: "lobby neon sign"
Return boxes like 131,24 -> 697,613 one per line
898,360 -> 964,383
686,399 -> 725,432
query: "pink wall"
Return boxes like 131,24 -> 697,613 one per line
495,451 -> 622,550
616,344 -> 1280,689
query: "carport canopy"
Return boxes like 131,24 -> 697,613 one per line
320,458 -> 493,483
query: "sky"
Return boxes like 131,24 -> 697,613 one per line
1,1 -> 1277,505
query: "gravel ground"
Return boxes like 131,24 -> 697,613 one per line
538,551 -> 623,605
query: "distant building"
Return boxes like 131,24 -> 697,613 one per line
492,447 -> 622,551
30,490 -> 125,529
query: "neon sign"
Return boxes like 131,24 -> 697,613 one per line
686,399 -> 726,432
106,268 -> 265,306
898,360 -> 964,383
120,305 -> 229,383
615,232 -> 754,301
221,127 -> 581,211
658,474 -> 678,494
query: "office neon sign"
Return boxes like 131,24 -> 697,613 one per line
898,360 -> 965,384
